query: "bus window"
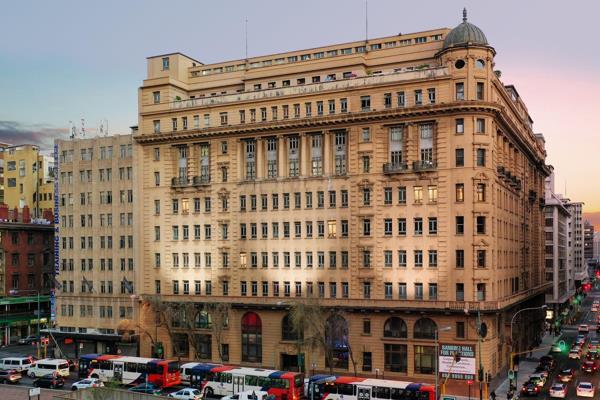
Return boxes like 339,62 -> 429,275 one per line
390,388 -> 404,400
373,387 -> 390,399
257,377 -> 270,387
338,384 -> 354,396
99,360 -> 112,370
246,375 -> 258,386
138,363 -> 148,374
125,362 -> 137,373
168,361 -> 179,373
295,375 -> 304,387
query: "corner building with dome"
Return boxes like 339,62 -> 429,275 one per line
134,10 -> 550,395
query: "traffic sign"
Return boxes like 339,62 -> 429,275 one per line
29,387 -> 41,397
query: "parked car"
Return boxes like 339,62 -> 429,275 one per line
17,335 -> 37,345
0,369 -> 22,384
569,349 -> 582,359
521,381 -> 540,396
582,360 -> 598,373
549,383 -> 568,399
33,374 -> 65,389
128,383 -> 161,395
577,335 -> 587,345
167,388 -> 202,400
576,382 -> 595,398
221,390 -> 271,400
71,378 -> 103,390
558,368 -> 575,382
579,324 -> 590,334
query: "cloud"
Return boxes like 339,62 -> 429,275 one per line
0,121 -> 69,149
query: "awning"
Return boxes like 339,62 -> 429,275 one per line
0,295 -> 50,306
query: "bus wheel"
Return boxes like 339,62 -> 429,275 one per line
205,387 -> 214,398
29,372 -> 36,378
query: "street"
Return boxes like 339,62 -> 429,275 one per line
511,290 -> 600,400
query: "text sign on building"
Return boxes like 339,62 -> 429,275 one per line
439,343 -> 476,380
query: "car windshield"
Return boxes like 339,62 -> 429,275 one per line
552,385 -> 563,390
192,390 -> 201,395
581,384 -> 592,389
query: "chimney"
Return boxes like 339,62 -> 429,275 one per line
22,206 -> 31,223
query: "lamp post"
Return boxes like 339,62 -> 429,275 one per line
435,326 -> 452,400
509,305 -> 547,389
9,289 -> 41,358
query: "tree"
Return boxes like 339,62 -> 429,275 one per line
289,300 -> 357,376
206,302 -> 231,362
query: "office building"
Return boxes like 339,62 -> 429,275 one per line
134,10 -> 550,392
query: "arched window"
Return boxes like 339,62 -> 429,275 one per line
414,317 -> 437,340
383,317 -> 407,338
241,312 -> 262,362
195,310 -> 212,329
325,314 -> 349,369
282,314 -> 302,341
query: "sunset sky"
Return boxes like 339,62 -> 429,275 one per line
1,0 -> 599,217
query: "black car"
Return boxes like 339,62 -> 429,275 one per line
33,374 -> 65,389
521,381 -> 540,396
539,355 -> 556,370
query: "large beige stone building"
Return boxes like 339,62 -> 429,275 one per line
54,134 -> 138,357
134,12 -> 550,392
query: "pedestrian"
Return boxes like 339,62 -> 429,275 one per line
490,390 -> 496,400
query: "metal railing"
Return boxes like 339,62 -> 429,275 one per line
192,175 -> 211,185
171,177 -> 190,187
413,160 -> 437,171
383,163 -> 409,174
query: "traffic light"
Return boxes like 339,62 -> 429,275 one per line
559,340 -> 567,352
478,368 -> 484,382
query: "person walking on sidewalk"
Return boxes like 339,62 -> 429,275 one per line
490,390 -> 496,400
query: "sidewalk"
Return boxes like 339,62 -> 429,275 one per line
492,333 -> 559,400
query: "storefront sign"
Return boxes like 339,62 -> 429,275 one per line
439,343 -> 476,380
546,310 -> 554,320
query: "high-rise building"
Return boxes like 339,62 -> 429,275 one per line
3,144 -> 54,217
593,232 -> 600,264
0,205 -> 53,344
0,142 -> 11,204
584,220 -> 595,262
53,134 -> 138,357
544,168 -> 576,320
134,11 -> 550,391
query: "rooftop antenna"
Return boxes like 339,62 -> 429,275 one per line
99,120 -> 104,136
245,18 -> 248,61
80,118 -> 85,138
365,0 -> 369,43
68,121 -> 76,139
463,7 -> 468,23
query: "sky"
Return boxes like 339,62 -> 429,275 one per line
1,0 -> 599,215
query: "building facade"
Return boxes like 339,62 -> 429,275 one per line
0,206 -> 53,344
543,169 -> 575,321
584,221 -> 595,262
3,144 -> 54,217
135,12 -> 549,393
54,134 -> 138,357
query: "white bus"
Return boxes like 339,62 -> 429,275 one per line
84,354 -> 180,387
28,359 -> 70,378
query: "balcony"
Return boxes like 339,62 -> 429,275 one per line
171,177 -> 190,188
383,163 -> 409,174
192,175 -> 211,186
412,160 -> 437,172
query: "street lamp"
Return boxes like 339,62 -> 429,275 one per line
9,289 -> 41,358
435,326 -> 452,400
509,305 -> 547,389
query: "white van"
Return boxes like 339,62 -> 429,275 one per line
180,362 -> 200,383
0,357 -> 33,372
28,358 -> 70,378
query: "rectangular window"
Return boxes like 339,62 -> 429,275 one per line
456,250 -> 465,268
428,250 -> 438,267
414,283 -> 423,300
428,88 -> 436,104
414,218 -> 423,235
398,186 -> 407,204
340,98 -> 348,113
476,148 -> 486,166
477,183 -> 486,202
414,250 -> 423,268
456,283 -> 465,301
476,82 -> 484,100
414,89 -> 422,105
476,118 -> 486,133
398,283 -> 407,300
455,148 -> 464,167
360,96 -> 371,111
384,93 -> 392,108
397,91 -> 405,107
456,216 -> 465,234
429,283 -> 438,300
428,218 -> 438,234
398,218 -> 407,235
363,282 -> 371,299
477,250 -> 487,268
398,250 -> 407,268
476,216 -> 486,234
456,118 -> 464,134
456,82 -> 465,100
477,283 -> 486,301
456,322 -> 465,338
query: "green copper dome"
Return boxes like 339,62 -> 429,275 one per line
443,8 -> 489,49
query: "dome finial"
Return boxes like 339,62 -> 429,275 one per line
463,7 -> 467,22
